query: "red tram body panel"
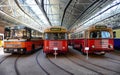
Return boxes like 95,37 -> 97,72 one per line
4,26 -> 43,54
71,25 -> 114,55
73,39 -> 113,53
4,39 -> 43,53
44,40 -> 68,53
43,26 -> 68,54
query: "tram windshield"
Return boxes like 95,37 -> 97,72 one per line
4,26 -> 31,39
44,33 -> 67,40
90,31 -> 111,38
5,26 -> 43,39
5,29 -> 30,39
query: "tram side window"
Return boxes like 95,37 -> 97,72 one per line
44,33 -> 48,39
76,34 -> 79,39
23,30 -> 27,38
5,31 -> 10,39
4,28 -> 10,39
15,30 -> 23,38
79,33 -> 83,38
31,30 -> 36,38
71,35 -> 74,39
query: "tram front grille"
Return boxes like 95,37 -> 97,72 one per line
49,41 -> 62,50
95,40 -> 108,48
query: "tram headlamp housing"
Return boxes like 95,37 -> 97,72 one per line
63,47 -> 65,49
21,49 -> 23,51
46,47 -> 49,49
92,45 -> 95,48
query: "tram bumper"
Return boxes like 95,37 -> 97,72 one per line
4,48 -> 26,54
87,48 -> 114,53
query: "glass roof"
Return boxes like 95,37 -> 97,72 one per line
25,0 -> 63,26
17,0 -> 115,32
25,0 -> 50,27
74,0 -> 120,32
44,0 -> 60,26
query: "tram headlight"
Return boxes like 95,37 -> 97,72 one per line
46,47 -> 49,49
21,49 -> 23,51
14,49 -> 17,52
63,47 -> 65,49
92,45 -> 95,48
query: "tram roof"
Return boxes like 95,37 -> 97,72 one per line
1,0 -> 120,33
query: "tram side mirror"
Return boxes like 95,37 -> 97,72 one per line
113,31 -> 116,38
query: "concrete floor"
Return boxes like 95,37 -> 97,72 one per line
0,47 -> 120,75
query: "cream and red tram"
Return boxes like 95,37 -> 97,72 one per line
72,25 -> 114,55
4,26 -> 43,54
43,26 -> 68,54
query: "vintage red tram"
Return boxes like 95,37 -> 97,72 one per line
4,26 -> 43,54
43,26 -> 68,54
71,25 -> 114,55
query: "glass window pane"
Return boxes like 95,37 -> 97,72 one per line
45,33 -> 67,40
90,30 -> 111,38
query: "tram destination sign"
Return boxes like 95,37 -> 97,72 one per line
50,28 -> 61,31
95,25 -> 107,29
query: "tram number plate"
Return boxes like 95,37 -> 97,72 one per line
53,47 -> 58,50
85,47 -> 89,51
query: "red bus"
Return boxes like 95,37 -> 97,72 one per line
4,26 -> 43,54
71,25 -> 114,55
43,26 -> 68,54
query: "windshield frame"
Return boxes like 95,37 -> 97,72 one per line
44,32 -> 67,40
89,30 -> 112,38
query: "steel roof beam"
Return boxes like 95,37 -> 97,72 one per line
61,0 -> 72,26
68,0 -> 105,29
35,0 -> 52,26
15,0 -> 41,25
